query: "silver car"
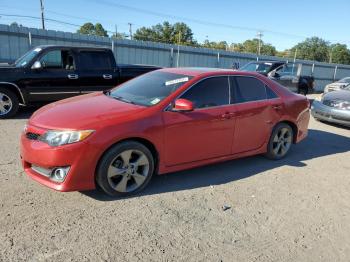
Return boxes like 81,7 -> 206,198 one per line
324,77 -> 350,93
311,89 -> 350,127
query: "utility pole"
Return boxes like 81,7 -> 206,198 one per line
176,31 -> 181,67
39,0 -> 45,30
128,23 -> 133,40
256,31 -> 263,55
115,24 -> 118,38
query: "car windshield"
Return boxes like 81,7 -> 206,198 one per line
337,77 -> 350,84
240,62 -> 273,73
14,47 -> 42,68
108,71 -> 193,106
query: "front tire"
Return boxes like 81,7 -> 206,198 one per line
265,123 -> 293,160
0,88 -> 19,119
96,141 -> 155,197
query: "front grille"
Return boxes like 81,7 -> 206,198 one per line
26,132 -> 40,140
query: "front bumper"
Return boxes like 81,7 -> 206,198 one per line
20,125 -> 99,192
311,100 -> 350,127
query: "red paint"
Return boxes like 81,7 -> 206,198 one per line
20,68 -> 310,192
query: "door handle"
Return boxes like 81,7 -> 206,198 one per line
272,105 -> 282,110
103,74 -> 113,79
221,112 -> 236,119
68,74 -> 79,79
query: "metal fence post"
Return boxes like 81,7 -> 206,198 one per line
28,32 -> 32,48
170,48 -> 174,67
333,66 -> 338,81
217,52 -> 220,68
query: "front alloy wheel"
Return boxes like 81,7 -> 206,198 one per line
96,141 -> 154,196
0,88 -> 19,119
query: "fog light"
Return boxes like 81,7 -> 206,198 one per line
51,167 -> 70,182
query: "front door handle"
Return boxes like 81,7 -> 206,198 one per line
103,74 -> 113,79
68,74 -> 79,79
221,112 -> 236,119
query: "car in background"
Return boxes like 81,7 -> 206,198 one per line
20,68 -> 310,196
311,88 -> 350,127
324,77 -> 350,93
0,45 -> 160,118
240,61 -> 314,95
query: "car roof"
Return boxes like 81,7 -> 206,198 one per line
159,67 -> 263,77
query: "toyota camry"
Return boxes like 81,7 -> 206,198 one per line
20,68 -> 310,196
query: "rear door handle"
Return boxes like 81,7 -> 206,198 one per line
272,105 -> 282,110
103,74 -> 113,79
68,74 -> 79,79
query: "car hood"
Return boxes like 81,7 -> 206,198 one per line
29,92 -> 147,130
326,82 -> 349,88
323,90 -> 350,102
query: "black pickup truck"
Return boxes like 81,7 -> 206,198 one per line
239,61 -> 314,95
0,45 -> 160,118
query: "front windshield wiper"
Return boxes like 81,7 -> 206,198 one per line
111,95 -> 136,105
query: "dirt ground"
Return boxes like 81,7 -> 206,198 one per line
0,98 -> 350,262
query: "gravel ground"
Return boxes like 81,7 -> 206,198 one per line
0,98 -> 350,262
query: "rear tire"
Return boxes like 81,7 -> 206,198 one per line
96,141 -> 155,197
265,123 -> 294,160
0,87 -> 19,119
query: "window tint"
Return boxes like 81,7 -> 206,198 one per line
40,50 -> 62,69
79,51 -> 112,70
181,77 -> 229,108
231,76 -> 267,103
266,86 -> 278,99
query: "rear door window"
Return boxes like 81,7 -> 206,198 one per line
78,51 -> 113,70
181,76 -> 230,109
230,76 -> 267,103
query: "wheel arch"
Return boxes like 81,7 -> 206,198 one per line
0,82 -> 25,105
94,137 -> 160,181
276,120 -> 298,143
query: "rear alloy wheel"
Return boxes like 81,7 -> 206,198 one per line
96,141 -> 155,196
265,123 -> 293,160
0,88 -> 19,119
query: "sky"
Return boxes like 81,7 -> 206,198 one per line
0,0 -> 349,51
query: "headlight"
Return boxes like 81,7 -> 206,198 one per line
39,130 -> 94,147
323,100 -> 350,110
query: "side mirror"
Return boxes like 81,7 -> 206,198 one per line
172,98 -> 194,112
31,61 -> 42,70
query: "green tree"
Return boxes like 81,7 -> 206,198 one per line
134,21 -> 196,45
94,23 -> 108,37
290,37 -> 330,62
77,22 -> 108,37
232,38 -> 276,56
330,43 -> 350,64
202,40 -> 228,50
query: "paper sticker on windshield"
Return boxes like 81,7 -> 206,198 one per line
34,47 -> 42,52
165,77 -> 189,86
150,98 -> 161,105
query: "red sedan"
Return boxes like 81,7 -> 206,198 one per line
20,68 -> 310,196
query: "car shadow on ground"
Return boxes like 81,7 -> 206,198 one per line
81,128 -> 350,201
